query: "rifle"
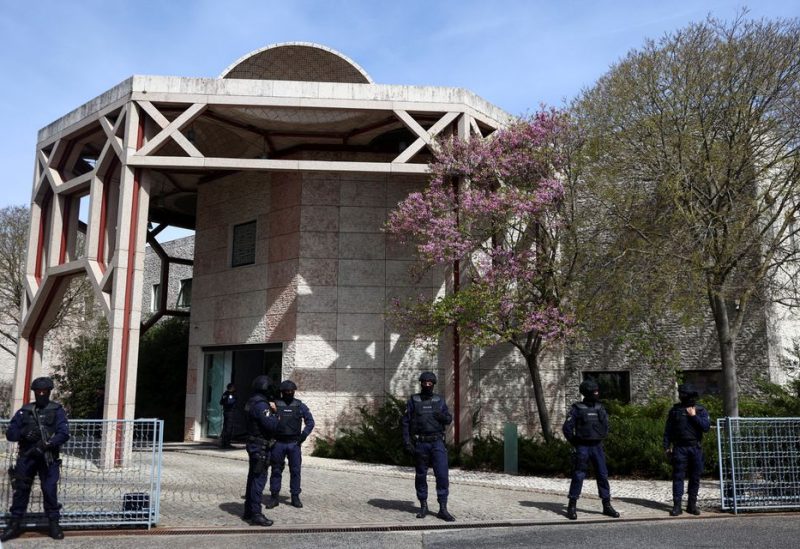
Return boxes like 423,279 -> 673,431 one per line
31,407 -> 55,467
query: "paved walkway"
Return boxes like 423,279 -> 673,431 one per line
153,442 -> 720,529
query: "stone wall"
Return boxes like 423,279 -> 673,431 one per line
564,297 -> 774,406
186,171 -> 273,439
471,343 -> 566,438
141,236 -> 194,318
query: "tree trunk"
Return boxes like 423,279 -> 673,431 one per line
525,352 -> 553,442
710,292 -> 739,417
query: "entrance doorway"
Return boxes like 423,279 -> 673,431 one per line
201,344 -> 282,439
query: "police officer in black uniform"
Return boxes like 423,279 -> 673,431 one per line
242,375 -> 278,526
219,383 -> 237,448
401,371 -> 455,522
664,383 -> 710,516
562,378 -> 620,520
266,380 -> 314,509
2,377 -> 70,542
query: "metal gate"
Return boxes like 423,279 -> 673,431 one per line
0,418 -> 163,528
717,417 -> 800,513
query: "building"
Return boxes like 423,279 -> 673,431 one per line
12,43 -> 798,444
12,43 -> 517,445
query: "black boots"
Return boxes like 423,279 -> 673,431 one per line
416,500 -> 428,519
670,498 -> 683,516
686,496 -> 700,516
48,519 -> 64,540
0,517 -> 64,540
264,494 -> 279,509
416,500 -> 454,522
1,519 -> 22,542
249,514 -> 273,527
566,498 -> 577,520
602,499 -> 620,518
291,494 -> 303,508
436,500 -> 455,522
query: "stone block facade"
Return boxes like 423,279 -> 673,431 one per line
184,168 -> 466,441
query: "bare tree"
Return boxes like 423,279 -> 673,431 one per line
0,205 -> 90,358
0,206 -> 27,357
574,14 -> 800,416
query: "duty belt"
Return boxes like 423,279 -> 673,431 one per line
275,435 -> 301,443
414,434 -> 442,442
248,436 -> 275,447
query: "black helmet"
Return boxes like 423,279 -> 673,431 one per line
251,375 -> 272,394
279,380 -> 297,392
419,371 -> 437,384
678,383 -> 698,399
31,377 -> 54,391
579,379 -> 599,397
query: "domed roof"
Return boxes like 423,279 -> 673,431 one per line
220,42 -> 373,84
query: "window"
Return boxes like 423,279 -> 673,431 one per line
177,278 -> 192,308
582,371 -> 631,404
681,370 -> 722,396
151,284 -> 161,313
231,221 -> 257,267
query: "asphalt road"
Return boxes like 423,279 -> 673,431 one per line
4,514 -> 798,548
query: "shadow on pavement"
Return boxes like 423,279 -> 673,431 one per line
367,499 -> 419,514
616,496 -> 671,512
519,500 -> 567,517
220,501 -> 246,518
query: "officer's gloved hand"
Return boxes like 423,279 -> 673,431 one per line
298,434 -> 308,445
32,440 -> 47,455
434,411 -> 448,423
404,442 -> 416,455
23,429 -> 41,442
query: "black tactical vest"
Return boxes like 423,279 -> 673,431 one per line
275,399 -> 303,437
412,394 -> 443,435
245,394 -> 271,438
573,402 -> 608,441
19,402 -> 62,451
668,405 -> 700,444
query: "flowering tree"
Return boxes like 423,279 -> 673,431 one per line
386,111 -> 572,441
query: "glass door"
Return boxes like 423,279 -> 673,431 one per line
202,351 -> 230,438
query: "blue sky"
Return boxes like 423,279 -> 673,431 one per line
1,0 -> 798,211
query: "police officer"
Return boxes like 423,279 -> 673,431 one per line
2,377 -> 70,542
664,383 -> 710,516
266,380 -> 315,509
562,378 -> 620,520
242,375 -> 278,526
401,371 -> 455,522
219,383 -> 237,448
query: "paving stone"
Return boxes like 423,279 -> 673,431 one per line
154,443 -> 721,528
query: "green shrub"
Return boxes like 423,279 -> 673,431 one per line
312,394 -> 411,465
518,437 -> 573,476
458,434 -> 504,470
457,435 -> 572,476
313,384 -> 799,479
52,321 -> 109,418
604,416 -> 672,479
135,317 -> 189,441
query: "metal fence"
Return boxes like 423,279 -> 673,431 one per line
717,417 -> 800,513
0,419 -> 163,528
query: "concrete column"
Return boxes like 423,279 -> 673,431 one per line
102,103 -> 150,424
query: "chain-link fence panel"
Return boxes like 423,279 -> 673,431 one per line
0,419 -> 163,528
717,417 -> 800,513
